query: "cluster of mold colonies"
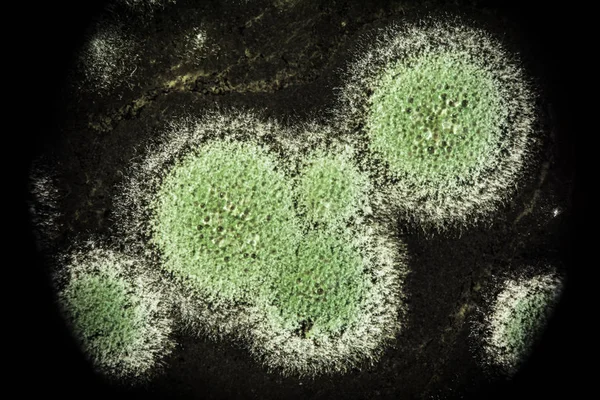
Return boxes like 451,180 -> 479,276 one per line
110,112 -> 407,376
33,2 -> 553,383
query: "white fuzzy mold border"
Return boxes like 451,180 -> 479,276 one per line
334,16 -> 539,232
53,242 -> 176,382
112,110 -> 407,377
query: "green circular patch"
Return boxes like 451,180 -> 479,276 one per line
296,150 -> 368,227
275,228 -> 365,337
62,274 -> 140,363
367,51 -> 502,182
150,140 -> 302,303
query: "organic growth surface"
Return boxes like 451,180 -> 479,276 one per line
28,1 -> 570,398
368,52 -> 501,183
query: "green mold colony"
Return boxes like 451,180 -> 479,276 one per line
368,52 -> 502,183
338,21 -> 536,231
63,274 -> 140,359
485,275 -> 563,375
57,249 -> 174,380
150,140 -> 301,305
501,292 -> 551,355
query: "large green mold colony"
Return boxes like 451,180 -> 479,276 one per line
368,51 -> 502,183
150,140 -> 301,305
338,21 -> 536,230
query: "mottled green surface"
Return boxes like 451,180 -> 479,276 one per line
151,139 -> 371,338
150,140 -> 302,303
274,228 -> 366,336
500,291 -> 553,361
62,274 -> 139,362
367,51 -> 501,183
295,150 -> 367,227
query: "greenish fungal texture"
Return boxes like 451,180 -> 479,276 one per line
501,293 -> 550,355
252,218 -> 405,376
338,19 -> 537,231
114,112 -> 406,377
56,247 -> 174,381
484,274 -> 563,375
63,275 -> 140,360
295,148 -> 368,227
151,140 -> 301,304
368,52 -> 502,183
275,228 -> 365,336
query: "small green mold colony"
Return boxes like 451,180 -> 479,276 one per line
295,148 -> 369,227
367,51 -> 502,183
57,249 -> 173,380
150,140 -> 302,304
485,274 -> 563,375
275,228 -> 366,337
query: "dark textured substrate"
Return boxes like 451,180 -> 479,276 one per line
20,0 -> 579,399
